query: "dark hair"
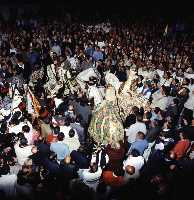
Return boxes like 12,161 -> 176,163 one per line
17,132 -> 25,140
53,126 -> 60,135
161,86 -> 169,96
64,117 -> 71,126
19,138 -> 28,146
132,106 -> 139,115
89,163 -> 98,173
69,129 -> 75,138
184,78 -> 190,85
130,149 -> 140,157
22,125 -> 30,133
136,114 -> 143,122
137,131 -> 146,139
138,75 -> 144,81
16,54 -> 24,62
125,114 -> 136,128
145,111 -> 152,120
57,132 -> 64,141
173,98 -> 179,106
0,123 -> 7,134
180,132 -> 188,140
10,118 -> 20,126
154,107 -> 161,114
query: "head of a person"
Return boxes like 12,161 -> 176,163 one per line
132,106 -> 139,115
22,125 -> 30,133
125,114 -> 136,127
68,104 -> 74,112
53,126 -> 60,135
19,137 -> 28,147
96,46 -> 100,51
179,132 -> 188,140
0,123 -> 8,134
137,131 -> 146,140
125,165 -> 135,175
182,78 -> 190,86
89,162 -> 98,173
69,129 -> 75,138
31,146 -> 38,154
138,75 -> 144,82
136,114 -> 143,122
57,132 -> 64,141
64,155 -> 71,164
16,54 -> 24,64
161,86 -> 169,96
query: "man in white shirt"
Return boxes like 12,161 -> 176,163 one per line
87,80 -> 103,107
126,114 -> 147,144
78,163 -> 102,191
60,117 -> 78,139
63,129 -> 80,153
14,138 -> 33,166
123,149 -> 145,182
151,86 -> 169,111
22,125 -> 33,145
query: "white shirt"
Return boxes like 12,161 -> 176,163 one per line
105,71 -> 121,91
63,137 -> 80,153
60,125 -> 78,139
9,122 -> 25,134
88,85 -> 103,106
141,87 -> 152,100
123,155 -> 144,180
97,41 -> 105,49
126,121 -> 147,144
24,131 -> 33,145
151,96 -> 169,111
184,94 -> 194,111
14,143 -> 33,166
78,167 -> 102,191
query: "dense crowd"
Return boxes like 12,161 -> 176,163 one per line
0,14 -> 194,200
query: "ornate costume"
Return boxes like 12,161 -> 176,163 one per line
88,86 -> 124,146
88,70 -> 148,147
44,63 -> 78,97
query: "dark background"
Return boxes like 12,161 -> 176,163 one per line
0,0 -> 193,20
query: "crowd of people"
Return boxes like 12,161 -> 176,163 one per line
0,13 -> 194,200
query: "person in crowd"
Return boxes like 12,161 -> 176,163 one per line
63,128 -> 80,153
126,114 -> 147,145
50,132 -> 70,163
129,131 -> 148,155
